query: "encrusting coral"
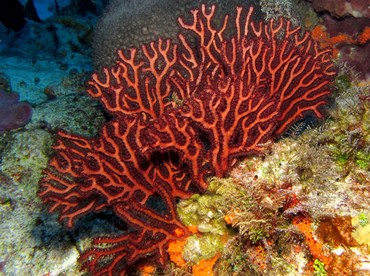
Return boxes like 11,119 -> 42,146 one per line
38,3 -> 335,275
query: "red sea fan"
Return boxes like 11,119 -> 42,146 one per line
144,4 -> 335,185
39,4 -> 335,275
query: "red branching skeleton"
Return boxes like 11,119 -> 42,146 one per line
39,4 -> 335,275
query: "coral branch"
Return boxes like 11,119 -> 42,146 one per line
87,39 -> 179,119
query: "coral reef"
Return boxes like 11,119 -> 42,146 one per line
207,67 -> 370,275
1,1 -> 369,275
39,3 -> 335,275
0,88 -> 32,135
180,60 -> 370,275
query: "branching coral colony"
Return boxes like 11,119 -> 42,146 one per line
38,4 -> 335,275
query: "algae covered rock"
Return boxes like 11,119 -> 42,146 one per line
0,129 -> 52,200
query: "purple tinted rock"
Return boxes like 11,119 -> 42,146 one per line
337,43 -> 370,81
0,89 -> 19,105
0,89 -> 32,134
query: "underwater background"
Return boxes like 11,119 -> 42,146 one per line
0,0 -> 370,275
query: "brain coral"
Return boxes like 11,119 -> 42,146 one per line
92,0 -> 260,68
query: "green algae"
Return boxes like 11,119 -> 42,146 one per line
176,180 -> 231,264
358,213 -> 369,227
313,259 -> 327,276
177,179 -> 232,236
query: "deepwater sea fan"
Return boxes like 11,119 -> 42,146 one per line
39,4 -> 335,275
